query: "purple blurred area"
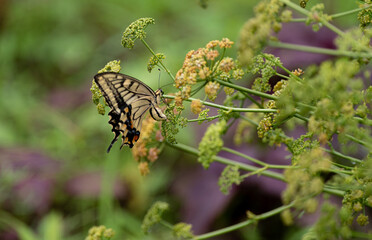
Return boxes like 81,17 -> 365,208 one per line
267,22 -> 337,68
0,148 -> 60,215
0,148 -> 127,239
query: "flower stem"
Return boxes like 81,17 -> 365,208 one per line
221,147 -> 293,169
195,202 -> 295,239
167,142 -> 285,181
163,95 -> 277,113
141,39 -> 175,81
213,79 -> 278,100
291,5 -> 372,22
279,0 -> 345,36
268,41 -> 372,59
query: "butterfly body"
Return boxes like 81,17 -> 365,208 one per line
94,72 -> 166,151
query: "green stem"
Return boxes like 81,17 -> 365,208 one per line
281,0 -> 372,54
221,147 -> 293,169
269,58 -> 303,83
166,142 -> 343,196
345,134 -> 371,147
275,72 -> 290,79
351,230 -> 372,239
163,95 -> 277,113
354,117 -> 372,126
322,147 -> 362,164
268,41 -> 372,58
167,142 -> 285,181
213,79 -> 278,100
291,5 -> 372,22
160,220 -> 174,230
141,39 -> 175,81
239,114 -> 259,126
322,187 -> 344,196
188,115 -> 221,122
280,0 -> 345,37
195,202 -> 295,240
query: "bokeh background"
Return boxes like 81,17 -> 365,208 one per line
0,0 -> 360,239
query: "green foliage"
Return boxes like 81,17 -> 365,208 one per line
141,201 -> 169,234
238,0 -> 284,66
249,54 -> 281,93
85,225 -> 115,240
313,202 -> 352,240
218,165 -> 242,195
147,53 -> 166,72
358,6 -> 372,28
173,223 -> 195,239
161,102 -> 187,144
198,120 -> 226,169
121,18 -> 155,49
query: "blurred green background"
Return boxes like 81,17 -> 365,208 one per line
0,0 -> 360,239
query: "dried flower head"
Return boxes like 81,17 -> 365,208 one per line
205,81 -> 220,101
206,50 -> 219,60
147,147 -> 160,162
138,161 -> 150,176
219,38 -> 234,48
219,57 -> 235,72
206,40 -> 220,49
191,99 -> 204,114
292,68 -> 304,76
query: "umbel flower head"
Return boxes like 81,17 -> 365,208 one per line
121,17 -> 155,49
174,38 -> 241,105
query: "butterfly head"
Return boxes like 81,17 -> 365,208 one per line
151,88 -> 167,121
155,88 -> 165,103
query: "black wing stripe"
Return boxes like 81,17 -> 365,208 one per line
93,72 -> 165,150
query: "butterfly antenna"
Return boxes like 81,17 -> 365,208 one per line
158,68 -> 161,89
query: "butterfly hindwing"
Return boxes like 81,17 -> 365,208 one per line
94,72 -> 166,151
106,110 -> 121,153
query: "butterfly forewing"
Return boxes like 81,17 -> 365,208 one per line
93,72 -> 166,151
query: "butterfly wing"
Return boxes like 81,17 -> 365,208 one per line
94,72 -> 166,151
94,72 -> 157,113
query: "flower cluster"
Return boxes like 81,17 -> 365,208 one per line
283,148 -> 331,213
204,81 -> 220,101
305,4 -> 332,31
358,4 -> 372,28
335,27 -> 372,54
249,54 -> 281,93
238,0 -> 285,66
337,156 -> 372,228
173,223 -> 194,239
142,201 -> 169,234
198,120 -> 226,169
174,38 -> 241,105
312,202 -> 352,239
218,165 -> 242,195
147,53 -> 165,72
161,102 -> 188,144
190,99 -> 204,114
85,225 -> 115,240
132,116 -> 164,176
121,18 -> 155,49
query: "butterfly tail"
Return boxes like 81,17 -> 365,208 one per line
106,110 -> 121,153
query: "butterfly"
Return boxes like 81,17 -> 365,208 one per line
94,72 -> 167,152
